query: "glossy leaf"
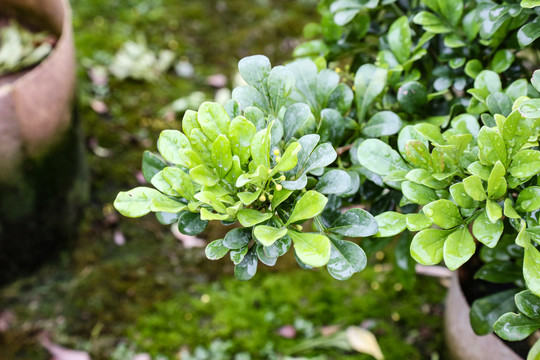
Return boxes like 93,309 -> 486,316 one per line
508,150 -> 540,178
397,81 -> 428,114
234,247 -> 258,280
517,186 -> 540,212
443,226 -> 476,271
315,169 -> 351,194
328,208 -> 378,237
357,139 -> 409,176
410,229 -> 449,265
473,210 -> 504,248
374,212 -> 407,237
422,200 -> 463,229
177,211 -> 208,236
388,16 -> 411,64
157,130 -> 191,165
205,239 -> 229,260
286,190 -> 328,225
363,111 -> 403,137
141,151 -> 167,183
189,165 -> 219,187
463,175 -> 487,201
228,116 -> 257,165
406,213 -> 433,232
450,182 -> 479,209
114,187 -> 163,218
288,230 -> 331,267
223,227 -> 252,250
477,127 -> 507,166
470,289 -> 518,335
524,244 -> 540,297
237,209 -> 273,227
253,225 -> 287,247
494,313 -> 540,341
327,238 -> 367,280
402,180 -> 438,206
355,64 -> 387,122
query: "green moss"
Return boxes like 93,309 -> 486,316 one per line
130,266 -> 447,359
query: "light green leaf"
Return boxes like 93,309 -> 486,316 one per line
388,16 -> 412,64
443,226 -> 476,271
422,199 -> 463,229
157,130 -> 191,165
406,213 -> 433,232
450,182 -> 479,209
237,209 -> 273,227
271,188 -> 293,210
477,127 -> 507,166
114,187 -> 163,218
517,186 -> 540,212
254,225 -> 287,246
273,142 -> 301,174
486,199 -> 502,223
472,210 -> 504,248
288,230 -> 331,267
189,165 -> 219,186
525,244 -> 540,297
251,127 -> 271,169
286,190 -> 328,225
508,150 -> 540,179
410,229 -> 449,265
490,49 -> 514,73
228,116 -> 256,165
162,167 -> 194,200
463,175 -> 487,201
374,211 -> 407,237
402,180 -> 438,206
211,134 -> 232,179
205,239 -> 228,260
197,102 -> 230,141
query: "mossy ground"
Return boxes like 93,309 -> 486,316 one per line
0,0 -> 449,359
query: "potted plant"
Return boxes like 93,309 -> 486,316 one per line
114,0 -> 540,357
0,0 -> 86,285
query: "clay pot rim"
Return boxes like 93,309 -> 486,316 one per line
4,0 -> 72,89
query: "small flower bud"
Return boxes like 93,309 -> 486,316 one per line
276,184 -> 283,191
268,195 -> 274,200
259,195 -> 266,202
273,149 -> 280,156
296,225 -> 303,231
275,156 -> 281,163
280,175 -> 286,181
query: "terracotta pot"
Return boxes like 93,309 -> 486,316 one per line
0,0 -> 86,285
445,273 -> 523,360
0,0 -> 75,182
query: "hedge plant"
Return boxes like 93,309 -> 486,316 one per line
115,0 -> 540,357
